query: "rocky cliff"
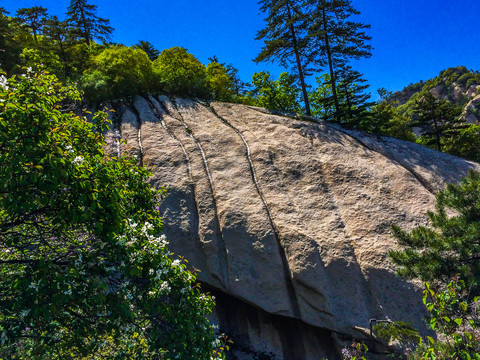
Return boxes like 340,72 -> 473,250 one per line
100,96 -> 480,359
392,66 -> 480,123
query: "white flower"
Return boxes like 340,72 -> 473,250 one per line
172,259 -> 181,267
72,156 -> 84,166
159,281 -> 171,294
65,145 -> 74,154
0,75 -> 8,90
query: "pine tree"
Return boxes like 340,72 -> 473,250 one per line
15,6 -> 48,44
66,0 -> 113,45
388,170 -> 480,293
0,8 -> 23,72
333,66 -> 372,127
413,91 -> 463,152
305,0 -> 372,122
134,40 -> 160,61
255,0 -> 312,116
43,16 -> 77,78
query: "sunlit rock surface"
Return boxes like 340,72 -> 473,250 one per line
103,96 -> 480,359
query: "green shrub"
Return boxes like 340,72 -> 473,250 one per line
81,45 -> 153,103
152,46 -> 209,98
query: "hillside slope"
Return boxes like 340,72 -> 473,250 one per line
100,96 -> 480,359
392,66 -> 480,123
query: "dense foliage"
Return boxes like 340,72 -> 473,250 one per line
81,45 -> 154,102
0,70 -> 225,359
414,280 -> 480,359
388,170 -> 480,292
3,3 -> 478,166
249,71 -> 301,113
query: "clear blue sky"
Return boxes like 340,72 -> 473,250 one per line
3,0 -> 480,96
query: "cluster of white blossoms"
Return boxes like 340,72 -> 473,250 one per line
65,144 -> 75,154
72,156 -> 84,166
0,75 -> 8,90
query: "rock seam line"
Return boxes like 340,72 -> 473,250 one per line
127,101 -> 145,167
166,98 -> 231,289
207,104 -> 302,319
144,95 -> 193,182
142,96 -> 225,287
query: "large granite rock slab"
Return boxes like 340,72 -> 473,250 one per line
107,96 -> 480,359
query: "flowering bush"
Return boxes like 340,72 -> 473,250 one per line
0,70 -> 225,359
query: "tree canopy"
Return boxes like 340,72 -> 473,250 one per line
66,0 -> 113,45
153,46 -> 209,98
0,69 -> 225,359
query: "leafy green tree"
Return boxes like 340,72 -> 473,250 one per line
206,60 -> 235,101
41,15 -> 80,79
0,70 -> 225,359
134,40 -> 160,61
255,0 -> 312,116
152,46 -> 209,98
305,0 -> 372,122
0,8 -> 24,73
208,56 -> 249,98
15,6 -> 48,44
388,170 -> 480,293
66,0 -> 114,45
81,45 -> 153,102
361,89 -> 416,141
442,123 -> 480,162
309,73 -> 335,120
413,91 -> 463,152
249,71 -> 301,112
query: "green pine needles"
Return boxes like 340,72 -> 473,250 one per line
389,170 -> 480,293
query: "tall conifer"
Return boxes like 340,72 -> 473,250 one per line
15,6 -> 48,44
305,0 -> 372,122
255,0 -> 312,116
66,0 -> 113,45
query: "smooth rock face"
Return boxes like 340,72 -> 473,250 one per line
108,96 -> 480,359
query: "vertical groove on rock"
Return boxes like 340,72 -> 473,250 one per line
144,95 -> 193,182
207,105 -> 302,319
109,102 -> 123,158
127,102 -> 144,167
165,97 -> 231,288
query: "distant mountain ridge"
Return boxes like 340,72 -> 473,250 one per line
391,66 -> 480,123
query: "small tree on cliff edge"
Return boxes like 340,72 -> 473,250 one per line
413,91 -> 463,152
388,170 -> 480,293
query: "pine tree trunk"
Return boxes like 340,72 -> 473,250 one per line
433,118 -> 442,151
345,84 -> 351,122
321,2 -> 340,123
286,2 -> 311,116
79,7 -> 90,46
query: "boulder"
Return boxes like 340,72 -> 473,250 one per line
109,97 -> 480,359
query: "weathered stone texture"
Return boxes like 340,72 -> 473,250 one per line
108,97 -> 480,359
